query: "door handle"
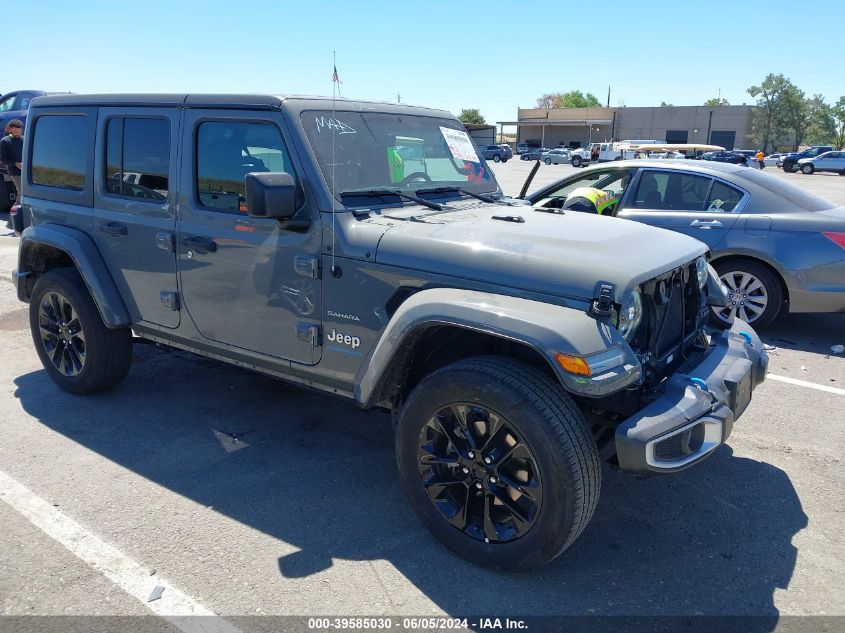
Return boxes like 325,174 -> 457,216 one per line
99,221 -> 127,236
690,219 -> 723,229
181,235 -> 217,254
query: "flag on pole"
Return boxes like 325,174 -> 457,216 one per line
331,64 -> 342,85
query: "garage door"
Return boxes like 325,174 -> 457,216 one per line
710,131 -> 736,150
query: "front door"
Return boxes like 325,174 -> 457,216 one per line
177,110 -> 322,365
93,108 -> 180,327
616,169 -> 745,250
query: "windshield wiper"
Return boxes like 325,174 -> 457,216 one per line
414,186 -> 502,204
339,188 -> 442,211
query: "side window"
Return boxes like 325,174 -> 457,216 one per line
705,180 -> 744,213
104,117 -> 170,201
31,115 -> 88,190
632,171 -> 711,211
17,96 -> 33,110
196,121 -> 295,213
537,170 -> 633,209
0,95 -> 14,113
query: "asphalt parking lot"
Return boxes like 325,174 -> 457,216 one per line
1,164 -> 843,627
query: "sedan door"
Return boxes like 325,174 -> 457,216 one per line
616,168 -> 746,250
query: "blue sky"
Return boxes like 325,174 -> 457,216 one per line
16,0 -> 845,125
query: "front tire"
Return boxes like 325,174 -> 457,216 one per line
396,357 -> 600,571
571,156 -> 583,167
544,158 -> 551,165
29,268 -> 133,394
711,259 -> 784,329
801,164 -> 814,174
493,155 -> 501,163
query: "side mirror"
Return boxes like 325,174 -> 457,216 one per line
244,172 -> 297,220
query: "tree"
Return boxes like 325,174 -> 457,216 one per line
703,97 -> 730,106
803,95 -> 836,146
535,90 -> 602,109
458,108 -> 486,125
660,101 -> 674,107
833,97 -> 845,149
748,74 -> 790,153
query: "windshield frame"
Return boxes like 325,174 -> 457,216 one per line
299,109 -> 501,208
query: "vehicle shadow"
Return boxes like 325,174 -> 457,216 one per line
12,343 -> 807,626
761,312 -> 845,355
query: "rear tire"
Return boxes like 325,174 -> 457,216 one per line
396,356 -> 600,571
801,164 -> 815,174
711,259 -> 784,329
29,268 -> 133,394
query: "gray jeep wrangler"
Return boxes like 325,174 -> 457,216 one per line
13,94 -> 767,570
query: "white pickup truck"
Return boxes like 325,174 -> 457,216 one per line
569,140 -> 663,167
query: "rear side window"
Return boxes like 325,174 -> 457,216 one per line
31,115 -> 88,190
195,121 -> 296,213
104,117 -> 170,201
705,180 -> 744,212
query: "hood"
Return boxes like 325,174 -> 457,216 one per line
374,203 -> 707,301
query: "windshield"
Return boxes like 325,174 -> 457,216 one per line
300,111 -> 497,202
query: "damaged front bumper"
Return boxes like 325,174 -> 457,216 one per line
615,319 -> 768,475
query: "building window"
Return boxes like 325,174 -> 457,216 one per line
31,115 -> 88,190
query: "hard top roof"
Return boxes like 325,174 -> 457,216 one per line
29,93 -> 453,116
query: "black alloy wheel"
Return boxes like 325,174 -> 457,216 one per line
417,402 -> 542,544
38,291 -> 86,377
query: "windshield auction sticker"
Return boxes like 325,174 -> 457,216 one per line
440,127 -> 479,163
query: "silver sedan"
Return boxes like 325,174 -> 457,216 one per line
543,148 -> 571,165
797,151 -> 845,175
527,160 -> 845,327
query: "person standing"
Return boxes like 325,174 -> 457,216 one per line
0,119 -> 24,205
755,149 -> 765,170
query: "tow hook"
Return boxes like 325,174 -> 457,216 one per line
689,377 -> 709,392
737,331 -> 754,347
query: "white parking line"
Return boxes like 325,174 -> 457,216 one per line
766,373 -> 845,396
0,470 -> 240,633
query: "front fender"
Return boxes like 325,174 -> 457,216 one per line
354,288 -> 642,406
16,224 -> 131,328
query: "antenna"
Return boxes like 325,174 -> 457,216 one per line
330,50 -> 338,275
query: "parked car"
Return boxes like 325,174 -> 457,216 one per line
0,90 -> 62,212
498,144 -> 514,160
780,146 -> 834,172
763,152 -> 786,167
520,147 -> 549,161
697,150 -> 748,166
543,148 -> 571,164
478,144 -> 510,163
14,93 -> 766,571
526,160 -> 845,327
796,151 -> 845,175
515,142 -> 533,154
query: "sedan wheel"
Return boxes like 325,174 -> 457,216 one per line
544,158 -> 551,165
801,164 -> 814,174
712,261 -> 783,328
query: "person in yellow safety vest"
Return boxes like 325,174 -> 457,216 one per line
562,186 -> 620,215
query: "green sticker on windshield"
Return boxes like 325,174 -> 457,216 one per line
387,147 -> 404,183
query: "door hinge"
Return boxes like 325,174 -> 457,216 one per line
297,323 -> 321,348
294,255 -> 321,279
156,232 -> 175,252
160,291 -> 180,311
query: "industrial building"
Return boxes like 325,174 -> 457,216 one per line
499,104 -> 756,150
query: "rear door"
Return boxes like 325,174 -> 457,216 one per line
93,107 -> 180,327
616,168 -> 746,250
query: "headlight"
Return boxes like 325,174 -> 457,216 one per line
617,290 -> 643,341
696,256 -> 708,289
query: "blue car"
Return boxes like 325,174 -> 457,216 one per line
478,144 -> 511,162
527,160 -> 845,327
